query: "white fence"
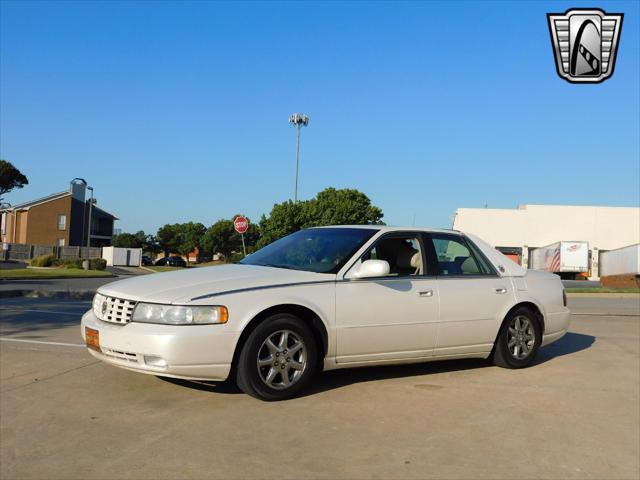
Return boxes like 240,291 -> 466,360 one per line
102,247 -> 142,267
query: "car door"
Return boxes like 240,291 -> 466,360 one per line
426,233 -> 514,356
335,232 -> 439,363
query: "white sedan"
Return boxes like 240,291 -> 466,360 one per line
81,226 -> 571,400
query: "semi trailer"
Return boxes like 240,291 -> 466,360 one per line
529,241 -> 589,279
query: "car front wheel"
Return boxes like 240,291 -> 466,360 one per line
493,307 -> 541,368
236,314 -> 318,401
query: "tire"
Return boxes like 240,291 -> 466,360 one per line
493,307 -> 542,369
236,314 -> 318,401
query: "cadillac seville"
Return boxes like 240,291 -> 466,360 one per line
81,226 -> 571,400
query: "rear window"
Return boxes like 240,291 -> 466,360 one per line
430,234 -> 495,276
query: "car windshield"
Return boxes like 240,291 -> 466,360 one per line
240,227 -> 378,274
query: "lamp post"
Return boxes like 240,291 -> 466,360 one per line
86,186 -> 94,248
288,113 -> 309,202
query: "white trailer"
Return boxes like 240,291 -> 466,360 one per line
599,244 -> 640,277
530,241 -> 589,277
102,247 -> 142,267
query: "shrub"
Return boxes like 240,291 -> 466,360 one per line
228,252 -> 245,264
63,259 -> 83,269
90,258 -> 107,271
30,254 -> 56,267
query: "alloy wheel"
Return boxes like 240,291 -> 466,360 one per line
507,315 -> 535,360
256,330 -> 307,390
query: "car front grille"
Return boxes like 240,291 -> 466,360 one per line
93,293 -> 136,324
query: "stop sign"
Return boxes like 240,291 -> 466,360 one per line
234,216 -> 249,234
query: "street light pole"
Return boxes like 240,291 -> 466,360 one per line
288,113 -> 309,202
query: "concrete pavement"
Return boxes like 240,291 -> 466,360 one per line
0,296 -> 638,479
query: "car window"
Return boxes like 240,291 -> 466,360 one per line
430,234 -> 493,276
240,228 -> 378,274
362,235 -> 424,276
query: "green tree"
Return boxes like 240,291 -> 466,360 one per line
257,188 -> 383,247
111,230 -> 159,252
156,224 -> 183,256
178,222 -> 206,259
143,234 -> 162,256
202,216 -> 259,261
0,160 -> 28,202
307,187 -> 383,226
257,201 -> 307,248
111,232 -> 142,248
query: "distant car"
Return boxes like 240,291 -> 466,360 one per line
154,257 -> 167,266
82,226 -> 570,401
164,256 -> 186,267
141,256 -> 153,266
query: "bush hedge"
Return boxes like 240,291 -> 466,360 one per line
30,255 -> 107,270
30,255 -> 56,267
63,259 -> 83,269
90,258 -> 107,271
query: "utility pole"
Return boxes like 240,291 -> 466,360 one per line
288,113 -> 309,202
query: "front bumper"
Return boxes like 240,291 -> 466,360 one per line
80,310 -> 240,381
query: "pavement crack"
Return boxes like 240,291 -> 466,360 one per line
1,360 -> 101,393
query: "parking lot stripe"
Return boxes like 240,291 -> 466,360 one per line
0,337 -> 85,348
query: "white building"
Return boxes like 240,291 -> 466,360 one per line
452,204 -> 640,279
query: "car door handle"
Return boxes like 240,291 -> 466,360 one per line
417,290 -> 433,297
495,288 -> 507,294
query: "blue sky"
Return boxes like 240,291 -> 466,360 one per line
1,0 -> 638,233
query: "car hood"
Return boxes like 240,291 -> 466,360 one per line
97,264 -> 335,304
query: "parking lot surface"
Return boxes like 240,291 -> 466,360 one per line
1,295 -> 639,479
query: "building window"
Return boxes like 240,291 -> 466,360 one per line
1,212 -> 6,235
57,214 -> 66,230
56,238 -> 65,247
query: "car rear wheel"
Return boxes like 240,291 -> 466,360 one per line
236,314 -> 317,401
493,307 -> 541,369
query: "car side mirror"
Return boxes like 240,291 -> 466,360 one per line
352,259 -> 390,279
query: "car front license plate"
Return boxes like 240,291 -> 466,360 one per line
85,327 -> 100,351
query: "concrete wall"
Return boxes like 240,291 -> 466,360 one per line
452,204 -> 640,280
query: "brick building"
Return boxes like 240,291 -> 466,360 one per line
1,180 -> 118,247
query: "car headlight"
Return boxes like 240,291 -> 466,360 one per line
131,303 -> 228,325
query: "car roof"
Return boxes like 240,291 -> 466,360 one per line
311,225 -> 460,234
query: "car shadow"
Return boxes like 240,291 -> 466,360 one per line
534,332 -> 596,365
159,331 -> 596,398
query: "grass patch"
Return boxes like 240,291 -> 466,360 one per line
566,287 -> 640,294
193,260 -> 226,267
145,266 -> 188,272
0,268 -> 114,279
146,261 -> 226,272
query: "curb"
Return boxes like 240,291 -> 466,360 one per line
0,275 -> 115,281
0,290 -> 96,300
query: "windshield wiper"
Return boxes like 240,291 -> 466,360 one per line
259,263 -> 299,271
